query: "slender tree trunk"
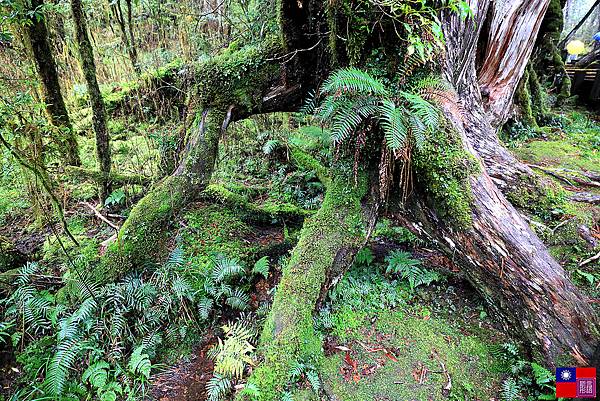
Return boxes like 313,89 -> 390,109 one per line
111,0 -> 139,74
124,0 -> 138,70
70,0 -> 111,204
24,0 -> 80,166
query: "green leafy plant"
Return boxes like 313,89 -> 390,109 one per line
128,346 -> 152,380
354,247 -> 374,267
251,256 -> 270,278
385,250 -> 440,291
501,377 -> 522,401
206,321 -> 257,401
199,254 -> 268,320
104,188 -> 126,207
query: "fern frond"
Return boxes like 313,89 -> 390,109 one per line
82,360 -> 110,389
127,346 -> 151,379
379,100 -> 408,150
321,68 -> 388,97
501,377 -> 521,401
251,256 -> 270,278
225,288 -> 250,311
165,246 -> 185,270
211,255 -> 245,283
206,373 -> 232,401
198,297 -> 214,320
45,338 -> 82,395
306,369 -> 321,393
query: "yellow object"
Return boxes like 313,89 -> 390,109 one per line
567,40 -> 585,55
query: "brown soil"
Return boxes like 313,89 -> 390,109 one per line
150,333 -> 217,401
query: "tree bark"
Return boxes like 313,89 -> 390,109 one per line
478,0 -> 552,126
24,0 -> 80,166
427,0 -> 599,365
71,0 -> 112,203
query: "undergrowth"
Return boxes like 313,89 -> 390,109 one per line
0,248 -> 270,401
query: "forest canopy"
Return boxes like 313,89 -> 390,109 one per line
0,0 -> 599,400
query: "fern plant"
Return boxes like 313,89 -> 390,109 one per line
310,68 -> 450,199
199,254 -> 269,321
501,377 -> 522,401
384,250 -> 440,291
206,320 -> 257,401
209,321 -> 256,379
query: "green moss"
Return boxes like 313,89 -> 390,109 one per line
193,40 -> 281,113
203,183 -> 312,223
513,140 -> 599,172
245,171 -> 369,400
413,128 -> 479,229
320,309 -> 503,401
181,204 -> 259,269
100,175 -> 187,282
515,68 -> 538,128
506,179 -> 570,222
289,147 -> 330,187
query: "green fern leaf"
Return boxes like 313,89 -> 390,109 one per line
45,337 -> 82,395
128,346 -> 151,379
252,256 -> 270,278
82,360 -> 110,389
206,373 -> 232,401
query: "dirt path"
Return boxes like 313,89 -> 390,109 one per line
150,333 -> 217,401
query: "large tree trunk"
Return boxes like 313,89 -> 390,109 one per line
71,0 -> 112,203
24,0 -> 80,166
421,0 -> 599,365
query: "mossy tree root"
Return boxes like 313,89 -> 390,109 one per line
64,166 -> 152,187
242,171 -> 377,400
203,184 -> 312,223
101,109 -> 225,281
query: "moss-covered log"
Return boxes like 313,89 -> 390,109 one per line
203,184 -> 312,223
64,166 -> 151,187
244,170 -> 377,400
100,39 -> 312,281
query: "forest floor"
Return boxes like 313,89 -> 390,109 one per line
0,100 -> 598,401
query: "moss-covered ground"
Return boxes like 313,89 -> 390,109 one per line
507,109 -> 600,308
300,261 -> 507,401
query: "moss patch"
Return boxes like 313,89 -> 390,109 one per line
320,308 -> 503,400
181,204 -> 264,270
513,140 -> 599,173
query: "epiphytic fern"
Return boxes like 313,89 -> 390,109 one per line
313,68 -> 447,199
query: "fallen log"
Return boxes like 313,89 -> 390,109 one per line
64,166 -> 152,186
